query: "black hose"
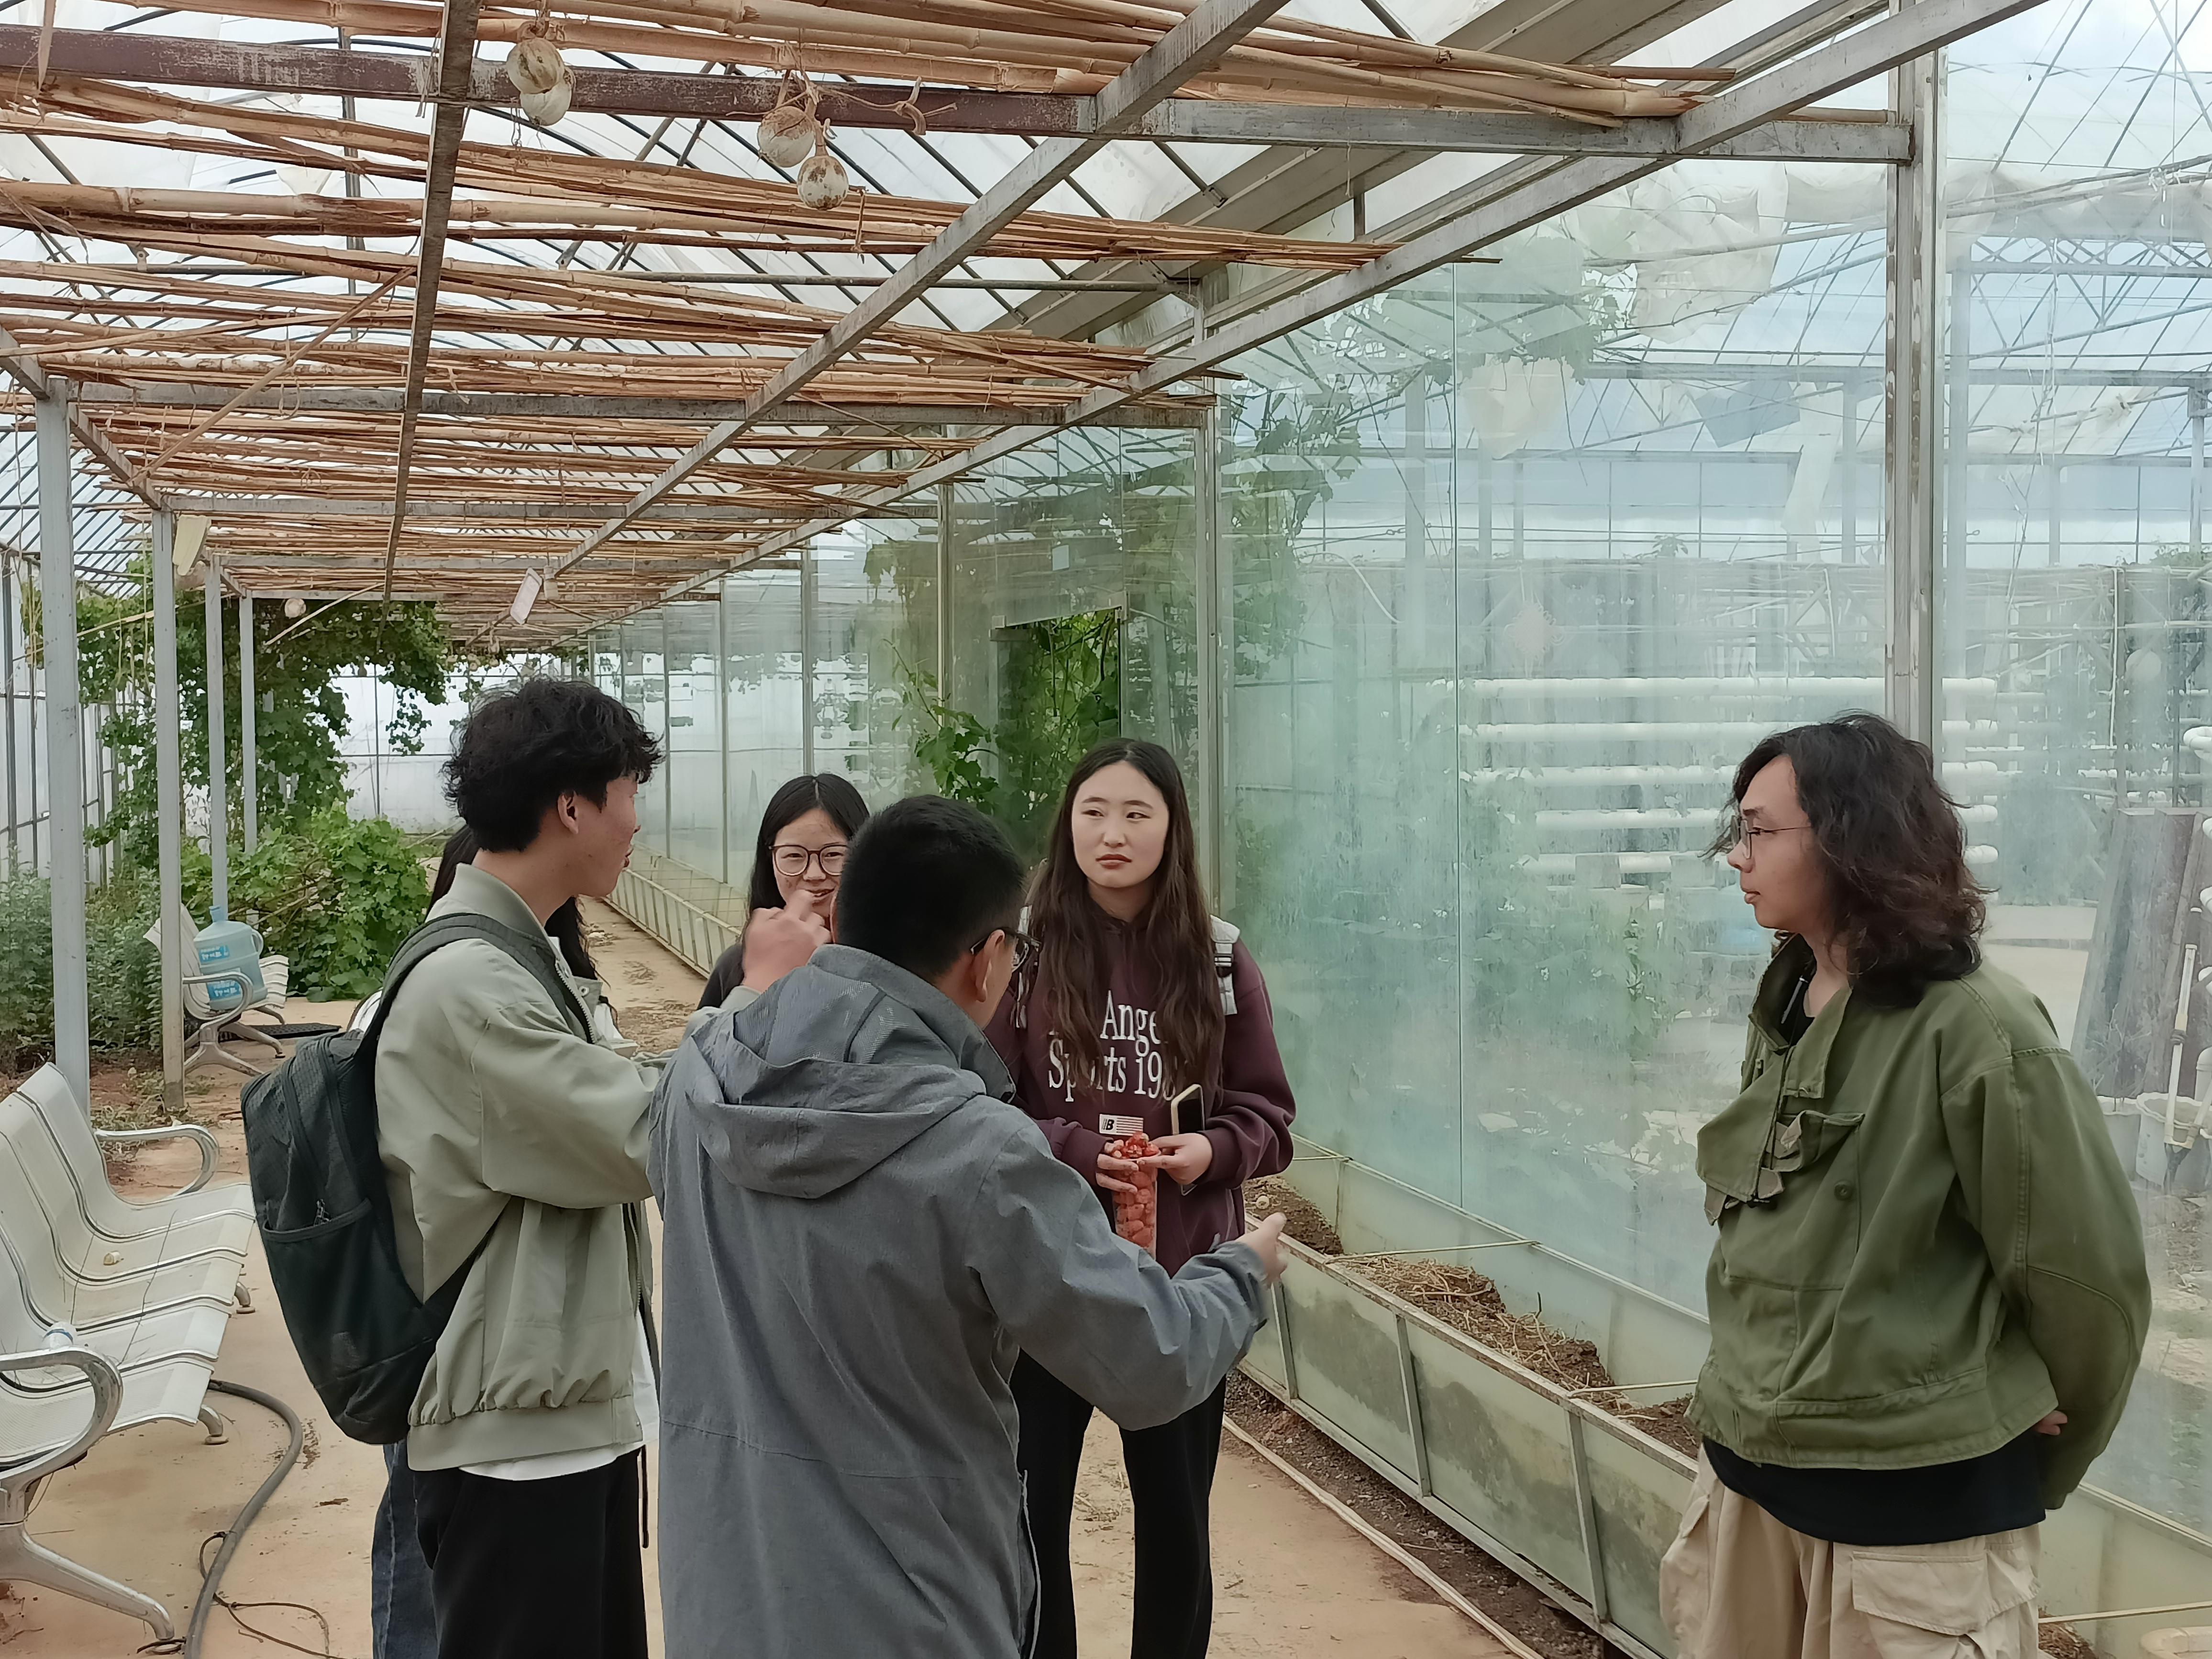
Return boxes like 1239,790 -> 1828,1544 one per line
184,1379 -> 307,1658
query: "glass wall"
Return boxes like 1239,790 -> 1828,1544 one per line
579,2 -> 2212,1543
942,423 -> 1199,855
1939,0 -> 2212,1531
1223,164 -> 1889,1309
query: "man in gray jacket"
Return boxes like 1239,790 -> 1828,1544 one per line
376,678 -> 663,1659
652,795 -> 1285,1658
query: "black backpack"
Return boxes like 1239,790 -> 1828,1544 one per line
241,913 -> 591,1444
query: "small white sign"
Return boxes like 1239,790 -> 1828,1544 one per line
1098,1115 -> 1145,1138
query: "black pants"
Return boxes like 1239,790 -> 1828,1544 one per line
412,1450 -> 648,1659
1015,1353 -> 1228,1659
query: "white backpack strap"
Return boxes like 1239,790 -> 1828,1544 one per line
1211,917 -> 1239,1016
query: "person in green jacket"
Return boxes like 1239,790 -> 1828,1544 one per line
1662,712 -> 2151,1659
375,678 -> 664,1659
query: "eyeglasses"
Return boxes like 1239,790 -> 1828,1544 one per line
1731,823 -> 1813,858
968,926 -> 1037,976
772,843 -> 847,880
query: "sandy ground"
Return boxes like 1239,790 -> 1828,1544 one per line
1,900 -> 1500,1658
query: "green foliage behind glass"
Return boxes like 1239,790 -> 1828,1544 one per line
896,608 -> 1121,859
0,877 -> 160,1069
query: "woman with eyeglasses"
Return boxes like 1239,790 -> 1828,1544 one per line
698,774 -> 870,1009
985,738 -> 1296,1659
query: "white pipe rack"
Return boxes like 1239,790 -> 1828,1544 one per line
1465,719 -> 2003,745
1443,675 -> 2003,700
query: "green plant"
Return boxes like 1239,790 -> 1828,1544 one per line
55,557 -> 453,863
0,875 -> 161,1068
895,610 -> 1121,858
218,811 -> 432,998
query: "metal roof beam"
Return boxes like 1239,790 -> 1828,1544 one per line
0,354 -> 174,510
173,497 -> 834,520
380,0 -> 478,599
0,30 -> 1902,161
221,555 -> 739,573
637,0 -> 2047,613
551,0 -> 1296,580
55,383 -> 1207,428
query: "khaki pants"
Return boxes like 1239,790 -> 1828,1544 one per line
1659,1457 -> 2040,1659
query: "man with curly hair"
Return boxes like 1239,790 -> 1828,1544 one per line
1662,713 -> 2150,1659
373,677 -> 664,1659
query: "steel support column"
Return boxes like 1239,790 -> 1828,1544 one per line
2191,387 -> 2204,555
1194,404 -> 1225,902
715,588 -> 730,885
2,552 -> 16,871
205,557 -> 229,919
151,513 -> 186,1110
659,610 -> 673,858
800,542 -> 816,774
238,591 -> 256,852
1884,17 -> 1943,747
935,483 -> 955,691
35,388 -> 89,1109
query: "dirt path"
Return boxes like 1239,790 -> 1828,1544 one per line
1,899 -> 1501,1657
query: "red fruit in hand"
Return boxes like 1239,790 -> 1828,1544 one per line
1106,1132 -> 1158,1253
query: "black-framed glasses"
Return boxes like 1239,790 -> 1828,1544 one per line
969,926 -> 1036,976
772,843 -> 847,880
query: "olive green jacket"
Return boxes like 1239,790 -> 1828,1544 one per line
375,863 -> 659,1471
1688,937 -> 2150,1507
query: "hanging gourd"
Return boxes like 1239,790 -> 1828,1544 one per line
507,20 -> 571,125
758,103 -> 817,169
796,130 -> 850,210
505,32 -> 564,96
758,70 -> 820,170
520,64 -> 573,125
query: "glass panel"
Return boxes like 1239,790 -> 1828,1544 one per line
1583,1418 -> 1694,1656
1942,0 -> 2212,1533
1407,1325 -> 1590,1599
664,601 -> 722,882
722,564 -> 806,901
1225,165 -> 1889,1307
1277,1259 -> 1417,1482
931,425 -> 1197,856
622,620 -> 668,855
809,507 -> 939,807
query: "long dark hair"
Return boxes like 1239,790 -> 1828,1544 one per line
433,826 -> 596,980
748,774 -> 870,913
1029,739 -> 1221,1095
1714,713 -> 1984,1005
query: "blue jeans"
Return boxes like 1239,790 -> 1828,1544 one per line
371,1442 -> 439,1659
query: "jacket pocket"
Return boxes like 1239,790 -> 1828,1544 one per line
1714,1109 -> 1868,1292
1846,1530 -> 2037,1657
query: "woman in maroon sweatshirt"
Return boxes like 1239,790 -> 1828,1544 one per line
987,737 -> 1295,1659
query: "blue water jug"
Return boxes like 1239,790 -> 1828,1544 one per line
196,918 -> 266,1013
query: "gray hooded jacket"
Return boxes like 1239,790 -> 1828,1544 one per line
650,945 -> 1269,1659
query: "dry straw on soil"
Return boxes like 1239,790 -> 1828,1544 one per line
1243,1175 -> 1699,1456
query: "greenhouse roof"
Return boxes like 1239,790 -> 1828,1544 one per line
0,0 -> 2039,642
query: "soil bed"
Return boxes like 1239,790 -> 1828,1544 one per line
1245,1174 -> 1343,1255
1243,1178 -> 1698,1456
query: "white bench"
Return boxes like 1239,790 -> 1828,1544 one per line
0,1066 -> 254,1640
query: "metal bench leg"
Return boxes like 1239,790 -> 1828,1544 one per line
185,1017 -> 262,1079
233,1283 -> 253,1313
230,1022 -> 285,1056
0,1490 -> 174,1641
197,1405 -> 227,1445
